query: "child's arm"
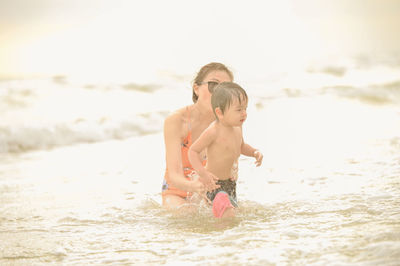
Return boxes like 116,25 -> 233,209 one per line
189,126 -> 219,190
241,138 -> 263,167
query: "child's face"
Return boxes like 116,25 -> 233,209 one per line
221,95 -> 248,127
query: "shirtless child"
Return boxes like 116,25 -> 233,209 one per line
188,82 -> 263,218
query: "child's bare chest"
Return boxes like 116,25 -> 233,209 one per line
213,131 -> 242,156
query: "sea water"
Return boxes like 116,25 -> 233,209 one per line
1,57 -> 400,265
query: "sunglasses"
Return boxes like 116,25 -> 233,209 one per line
199,81 -> 219,93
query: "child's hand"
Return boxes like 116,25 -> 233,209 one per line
253,150 -> 263,167
199,171 -> 220,192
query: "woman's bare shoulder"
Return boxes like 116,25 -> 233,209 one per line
164,106 -> 190,140
164,106 -> 187,126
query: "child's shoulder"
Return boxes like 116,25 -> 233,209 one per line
204,121 -> 218,134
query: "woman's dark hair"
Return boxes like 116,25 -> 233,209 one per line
192,62 -> 234,103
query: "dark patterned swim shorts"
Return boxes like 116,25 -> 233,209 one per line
206,179 -> 238,207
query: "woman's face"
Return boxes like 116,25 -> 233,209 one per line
195,70 -> 232,111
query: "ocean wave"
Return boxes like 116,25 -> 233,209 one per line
0,77 -> 177,154
50,75 -> 162,93
79,82 -> 161,93
0,112 -> 167,154
307,65 -> 347,77
322,80 -> 400,104
121,83 -> 161,93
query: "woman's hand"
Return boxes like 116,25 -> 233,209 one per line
253,150 -> 263,167
190,179 -> 206,194
190,179 -> 212,204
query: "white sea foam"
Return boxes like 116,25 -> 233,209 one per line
0,78 -> 188,153
1,57 -> 399,154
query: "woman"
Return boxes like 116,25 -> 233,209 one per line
162,62 -> 234,209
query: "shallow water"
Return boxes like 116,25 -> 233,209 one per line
1,88 -> 400,264
1,55 -> 400,264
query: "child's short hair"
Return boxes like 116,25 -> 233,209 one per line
211,82 -> 248,119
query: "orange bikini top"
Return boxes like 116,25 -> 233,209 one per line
181,106 -> 197,176
165,106 -> 206,182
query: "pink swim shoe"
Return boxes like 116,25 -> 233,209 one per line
212,192 -> 234,218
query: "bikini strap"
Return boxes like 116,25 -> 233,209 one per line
186,106 -> 192,145
186,106 -> 191,131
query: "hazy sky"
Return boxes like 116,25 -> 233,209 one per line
1,0 -> 399,80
